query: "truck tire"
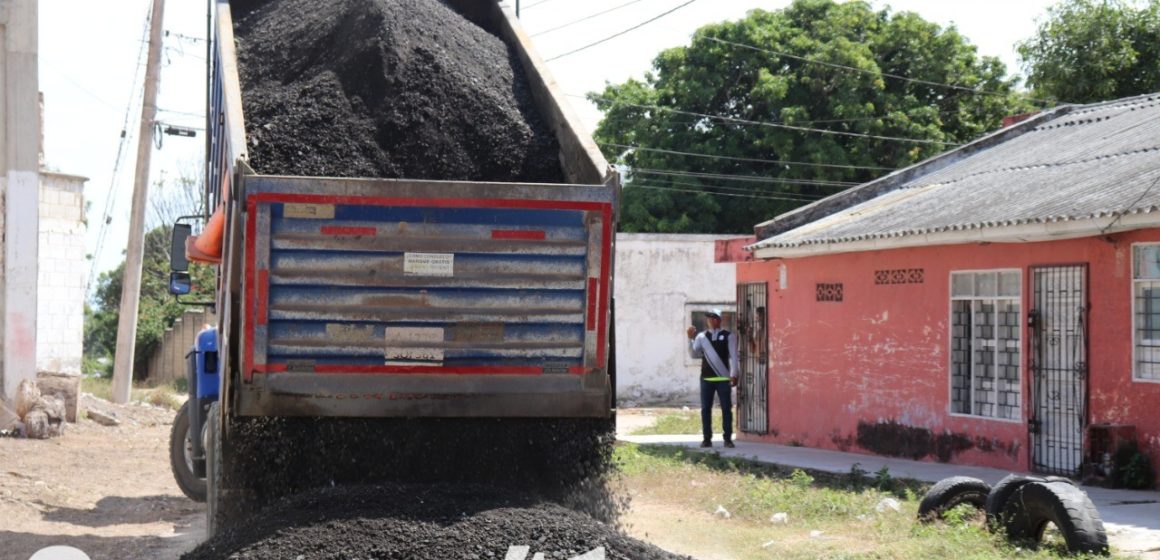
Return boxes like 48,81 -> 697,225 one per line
205,402 -> 225,537
1002,481 -> 1108,555
985,474 -> 1076,530
917,476 -> 991,522
169,400 -> 207,502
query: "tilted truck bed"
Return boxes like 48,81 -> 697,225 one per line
204,0 -> 619,420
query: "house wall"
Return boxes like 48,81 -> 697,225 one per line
37,172 -> 86,375
614,234 -> 738,405
736,229 -> 1160,480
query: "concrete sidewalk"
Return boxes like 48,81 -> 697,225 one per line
619,434 -> 1160,558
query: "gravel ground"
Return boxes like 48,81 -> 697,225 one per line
183,482 -> 685,560
233,0 -> 563,182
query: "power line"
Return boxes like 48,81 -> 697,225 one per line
632,168 -> 858,188
546,0 -> 698,62
632,174 -> 828,201
700,35 -> 1051,106
631,182 -> 819,202
530,0 -> 649,37
601,142 -> 894,171
521,0 -> 556,10
88,4 -> 153,292
579,94 -> 961,146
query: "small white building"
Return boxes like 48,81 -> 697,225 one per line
37,171 -> 87,375
613,233 -> 739,405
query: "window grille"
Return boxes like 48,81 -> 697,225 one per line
950,270 -> 1021,420
1133,244 -> 1160,380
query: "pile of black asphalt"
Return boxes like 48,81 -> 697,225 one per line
183,481 -> 685,560
232,0 -> 564,182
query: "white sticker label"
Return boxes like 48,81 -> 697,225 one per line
404,252 -> 454,277
385,326 -> 445,365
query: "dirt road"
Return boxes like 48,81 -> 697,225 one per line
0,396 -> 202,560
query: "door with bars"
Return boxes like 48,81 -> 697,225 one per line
737,283 -> 769,434
1029,265 -> 1088,476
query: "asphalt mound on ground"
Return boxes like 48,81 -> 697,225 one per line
183,482 -> 685,560
232,0 -> 564,182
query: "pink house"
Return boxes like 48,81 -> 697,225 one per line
723,93 -> 1160,483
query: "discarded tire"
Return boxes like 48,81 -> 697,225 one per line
985,474 -> 1075,530
1002,481 -> 1108,555
917,476 -> 991,522
168,400 -> 207,502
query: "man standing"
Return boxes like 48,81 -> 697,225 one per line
686,309 -> 737,448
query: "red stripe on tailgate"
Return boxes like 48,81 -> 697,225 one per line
257,269 -> 269,326
596,207 -> 612,364
254,192 -> 608,212
586,277 -> 598,331
491,229 -> 545,240
311,365 -> 543,375
244,198 -> 257,382
321,225 -> 377,236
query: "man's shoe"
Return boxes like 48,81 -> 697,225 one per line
700,440 -> 712,448
724,440 -> 735,448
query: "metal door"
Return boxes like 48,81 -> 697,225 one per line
737,283 -> 769,434
1029,265 -> 1088,476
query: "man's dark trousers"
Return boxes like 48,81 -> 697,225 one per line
700,378 -> 732,443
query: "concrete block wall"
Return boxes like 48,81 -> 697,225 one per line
36,171 -> 87,375
613,233 -> 739,406
147,309 -> 217,385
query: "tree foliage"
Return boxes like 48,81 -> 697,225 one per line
592,0 -> 1032,234
1018,0 -> 1160,104
84,171 -> 215,379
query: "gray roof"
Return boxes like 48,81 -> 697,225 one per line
751,93 -> 1160,252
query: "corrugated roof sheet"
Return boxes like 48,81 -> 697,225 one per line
751,93 -> 1160,251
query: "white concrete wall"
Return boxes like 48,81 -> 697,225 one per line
613,233 -> 739,406
36,171 -> 86,374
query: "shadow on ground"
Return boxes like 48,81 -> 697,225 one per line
38,495 -> 200,528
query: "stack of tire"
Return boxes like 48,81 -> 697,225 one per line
917,474 -> 1108,555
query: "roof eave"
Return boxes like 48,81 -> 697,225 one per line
750,211 -> 1160,260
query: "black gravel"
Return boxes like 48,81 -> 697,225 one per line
232,0 -> 564,182
183,482 -> 684,560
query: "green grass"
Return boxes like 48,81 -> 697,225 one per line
629,409 -> 723,436
82,377 -> 185,411
615,443 -> 1125,560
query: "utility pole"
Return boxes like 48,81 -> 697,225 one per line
112,0 -> 166,403
1,0 -> 41,407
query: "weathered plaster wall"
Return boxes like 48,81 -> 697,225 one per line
614,234 -> 738,405
737,229 -> 1160,481
37,171 -> 86,374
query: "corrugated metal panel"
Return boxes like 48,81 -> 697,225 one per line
754,94 -> 1160,250
240,176 -> 615,380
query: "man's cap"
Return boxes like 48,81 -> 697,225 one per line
704,308 -> 723,319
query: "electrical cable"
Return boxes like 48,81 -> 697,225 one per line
530,0 -> 649,37
579,94 -> 960,146
600,142 -> 895,171
546,0 -> 697,62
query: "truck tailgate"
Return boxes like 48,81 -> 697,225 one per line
237,173 -> 616,418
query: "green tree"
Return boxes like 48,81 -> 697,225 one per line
1018,0 -> 1160,104
83,226 -> 216,379
84,168 -> 215,379
592,0 -> 1032,234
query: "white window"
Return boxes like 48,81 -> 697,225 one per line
950,270 -> 1021,420
1132,244 -> 1160,381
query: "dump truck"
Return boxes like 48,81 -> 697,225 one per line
167,0 -> 619,534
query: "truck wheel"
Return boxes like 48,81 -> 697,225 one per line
205,402 -> 224,537
1002,481 -> 1108,555
985,474 -> 1077,531
917,476 -> 991,522
169,400 -> 207,502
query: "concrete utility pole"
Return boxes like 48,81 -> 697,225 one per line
112,0 -> 166,403
1,0 -> 42,407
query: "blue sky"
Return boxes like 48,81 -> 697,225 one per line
37,0 -> 1056,284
